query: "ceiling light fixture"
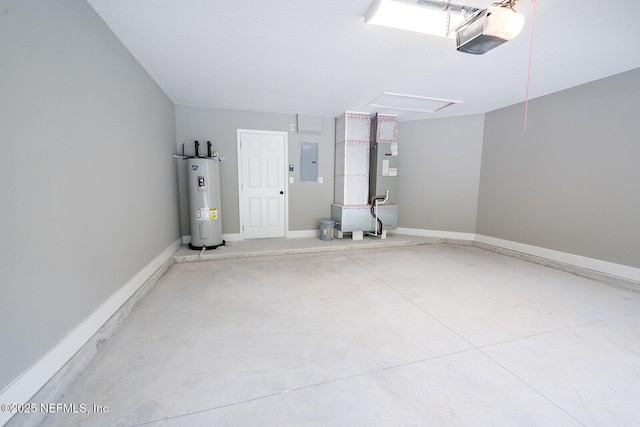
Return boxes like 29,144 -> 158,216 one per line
364,0 -> 481,39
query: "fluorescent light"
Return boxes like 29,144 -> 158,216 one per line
364,0 -> 479,39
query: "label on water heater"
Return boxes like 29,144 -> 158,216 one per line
191,164 -> 199,171
195,208 -> 218,221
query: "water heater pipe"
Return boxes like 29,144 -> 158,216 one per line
370,190 -> 389,236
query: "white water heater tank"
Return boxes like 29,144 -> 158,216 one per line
187,158 -> 224,249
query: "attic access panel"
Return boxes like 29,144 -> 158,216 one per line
368,92 -> 461,113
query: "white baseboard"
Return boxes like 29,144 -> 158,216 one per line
222,233 -> 242,242
389,229 -> 639,288
0,238 -> 182,427
475,235 -> 640,284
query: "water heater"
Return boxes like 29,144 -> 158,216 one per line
187,157 -> 224,250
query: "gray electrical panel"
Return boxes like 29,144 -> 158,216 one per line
300,142 -> 319,182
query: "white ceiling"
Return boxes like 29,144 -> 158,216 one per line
87,0 -> 640,121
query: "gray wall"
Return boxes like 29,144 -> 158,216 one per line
477,68 -> 640,268
397,115 -> 485,233
0,0 -> 179,390
176,107 -> 485,237
174,106 -> 335,236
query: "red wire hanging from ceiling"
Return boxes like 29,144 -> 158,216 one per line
523,0 -> 538,130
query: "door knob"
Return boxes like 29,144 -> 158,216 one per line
280,191 -> 284,194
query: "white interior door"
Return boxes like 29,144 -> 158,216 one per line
238,129 -> 288,239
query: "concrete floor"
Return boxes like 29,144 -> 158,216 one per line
31,237 -> 640,426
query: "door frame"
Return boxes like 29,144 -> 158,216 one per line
237,129 -> 289,240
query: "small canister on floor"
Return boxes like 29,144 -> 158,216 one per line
319,220 -> 335,241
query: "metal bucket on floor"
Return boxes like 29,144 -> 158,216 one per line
319,220 -> 335,241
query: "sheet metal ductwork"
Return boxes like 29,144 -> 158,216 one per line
331,112 -> 399,239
